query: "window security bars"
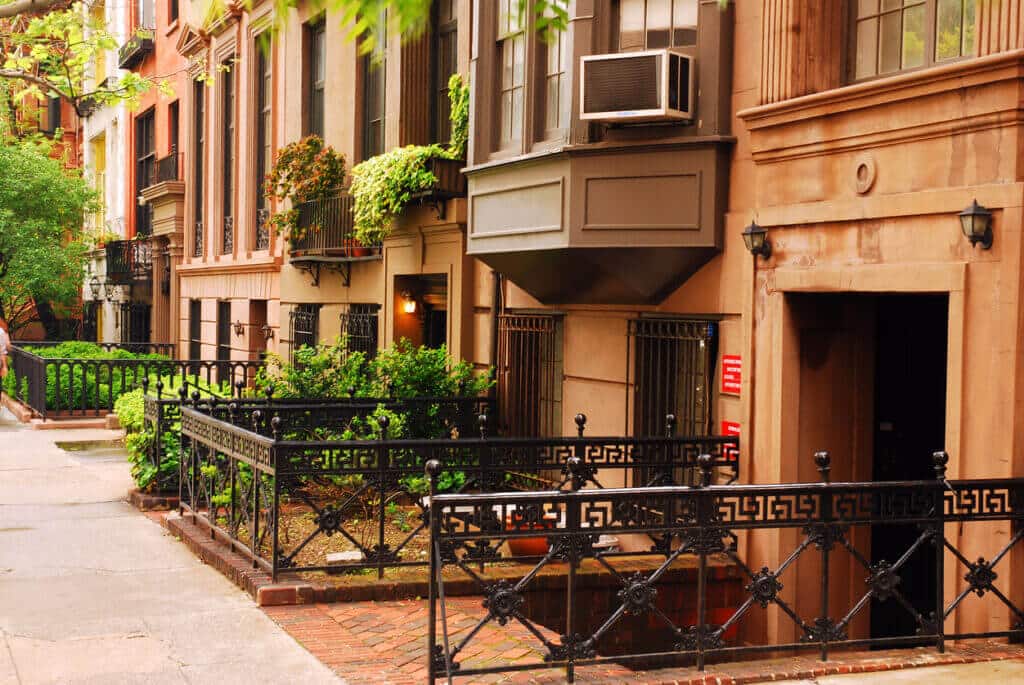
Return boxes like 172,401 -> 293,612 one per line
428,451 -> 1024,682
255,208 -> 270,251
628,318 -> 716,438
339,304 -> 380,358
289,303 -> 320,360
178,406 -> 736,581
496,313 -> 562,437
222,215 -> 234,255
121,302 -> 152,344
193,220 -> 204,257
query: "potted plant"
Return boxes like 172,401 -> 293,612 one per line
349,75 -> 469,248
264,135 -> 346,243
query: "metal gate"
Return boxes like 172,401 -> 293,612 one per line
496,313 -> 563,437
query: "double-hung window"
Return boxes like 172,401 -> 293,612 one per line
306,21 -> 325,138
362,12 -> 387,159
619,0 -> 698,52
255,38 -> 272,250
497,0 -> 526,149
853,0 -> 976,80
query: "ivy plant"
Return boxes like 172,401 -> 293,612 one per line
350,74 -> 470,246
264,135 -> 347,241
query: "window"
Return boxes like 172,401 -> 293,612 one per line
340,303 -> 380,358
305,21 -> 325,137
544,24 -> 568,133
619,0 -> 698,52
362,13 -> 387,159
135,109 -> 155,236
192,81 -> 205,257
854,0 -> 976,80
497,0 -> 525,147
39,96 -> 61,134
627,318 -> 716,438
221,62 -> 235,254
496,313 -> 563,437
290,304 -> 321,360
138,0 -> 155,29
188,299 -> 202,360
121,303 -> 152,344
432,0 -> 458,144
216,301 -> 231,370
168,0 -> 178,23
255,38 -> 272,250
168,100 -> 179,154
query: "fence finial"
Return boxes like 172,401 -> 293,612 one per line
235,379 -> 244,398
933,451 -> 949,481
697,453 -> 713,487
477,413 -> 488,439
155,379 -> 164,398
814,451 -> 831,483
228,402 -> 237,423
264,384 -> 274,402
141,376 -> 149,393
377,413 -> 390,440
252,409 -> 263,433
178,385 -> 188,401
270,415 -> 281,439
575,413 -> 587,437
190,389 -> 200,407
665,413 -> 677,437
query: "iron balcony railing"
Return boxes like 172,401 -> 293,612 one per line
105,239 -> 152,283
193,220 -> 204,257
153,152 -> 182,183
178,404 -> 737,580
289,192 -> 382,260
118,28 -> 154,69
427,451 -> 1024,681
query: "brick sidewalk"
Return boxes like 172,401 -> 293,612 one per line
263,598 -> 1024,684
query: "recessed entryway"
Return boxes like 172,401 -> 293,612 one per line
394,274 -> 448,348
786,292 -> 948,641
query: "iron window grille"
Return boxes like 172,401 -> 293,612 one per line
120,302 -> 152,344
289,303 -> 321,361
339,303 -> 380,358
627,317 -> 717,439
192,80 -> 205,256
496,312 -> 563,437
221,62 -> 235,255
254,38 -> 272,251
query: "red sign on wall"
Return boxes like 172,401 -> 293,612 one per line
721,420 -> 740,462
721,354 -> 742,395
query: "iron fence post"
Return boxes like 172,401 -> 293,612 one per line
565,493 -> 580,683
269,415 -> 281,579
377,415 -> 390,580
426,459 -> 441,682
933,450 -> 949,653
696,453 -> 714,671
815,450 -> 832,662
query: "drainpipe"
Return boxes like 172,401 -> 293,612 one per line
488,270 -> 502,400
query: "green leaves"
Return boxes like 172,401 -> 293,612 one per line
0,140 -> 93,334
264,135 -> 347,241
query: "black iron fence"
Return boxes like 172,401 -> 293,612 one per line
5,344 -> 261,420
426,451 -> 1024,682
178,404 -> 737,580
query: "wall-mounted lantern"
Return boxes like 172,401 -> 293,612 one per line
234,320 -> 245,336
401,291 -> 417,314
88,276 -> 102,301
959,199 -> 993,250
741,220 -> 772,259
260,324 -> 275,341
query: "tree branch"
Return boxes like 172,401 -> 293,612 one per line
0,0 -> 66,20
0,69 -> 64,99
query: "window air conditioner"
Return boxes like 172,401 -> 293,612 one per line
580,49 -> 695,123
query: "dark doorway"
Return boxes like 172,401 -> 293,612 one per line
216,301 -> 232,379
870,294 -> 948,640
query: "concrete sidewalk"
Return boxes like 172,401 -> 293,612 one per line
0,406 -> 340,685
776,658 -> 1024,683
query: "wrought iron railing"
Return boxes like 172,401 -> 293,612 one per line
222,215 -> 234,254
106,239 -> 152,283
154,152 -> 182,183
193,220 -> 203,257
255,207 -> 270,250
289,192 -> 381,259
178,405 -> 737,580
4,344 -> 174,419
426,451 -> 1024,681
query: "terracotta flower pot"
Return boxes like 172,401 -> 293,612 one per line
505,513 -> 558,556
